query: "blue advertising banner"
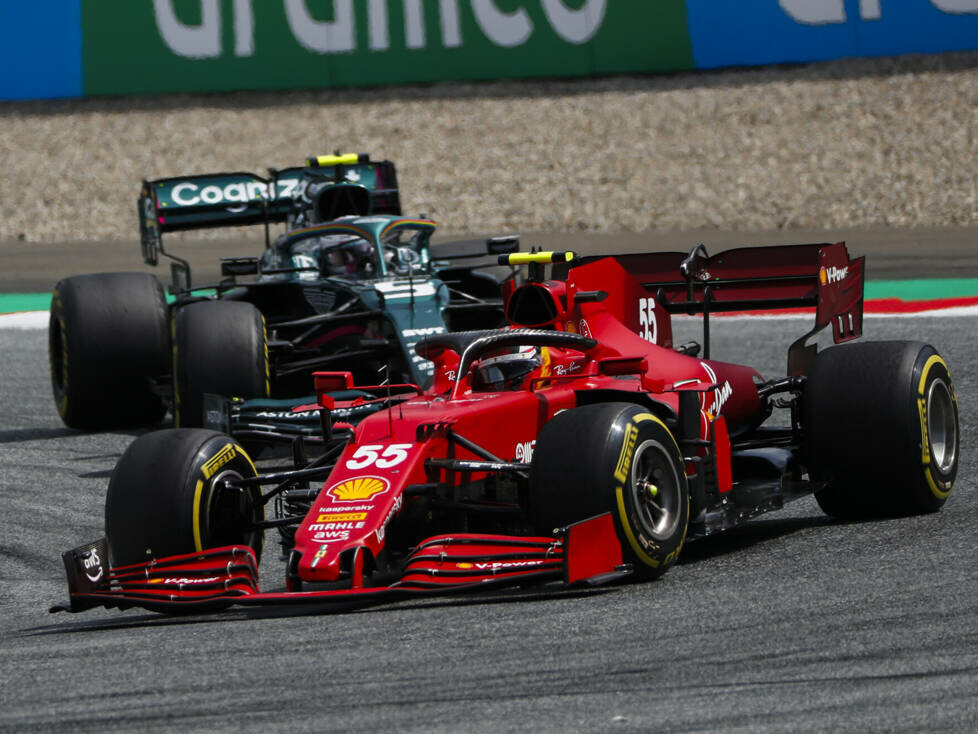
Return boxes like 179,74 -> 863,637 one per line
0,2 -> 82,100
687,0 -> 978,68
858,1 -> 978,56
3,2 -> 978,101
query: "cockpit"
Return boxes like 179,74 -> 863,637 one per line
260,217 -> 436,282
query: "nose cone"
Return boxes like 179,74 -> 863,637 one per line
300,543 -> 344,582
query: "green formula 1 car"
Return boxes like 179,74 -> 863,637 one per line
49,154 -> 518,434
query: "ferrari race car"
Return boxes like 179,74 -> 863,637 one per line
53,243 -> 960,616
48,153 -> 517,431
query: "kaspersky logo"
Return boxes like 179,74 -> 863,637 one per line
153,1 -> 609,58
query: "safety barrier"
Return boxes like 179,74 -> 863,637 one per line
3,1 -> 977,101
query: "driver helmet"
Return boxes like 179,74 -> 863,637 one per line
324,238 -> 373,275
473,346 -> 541,391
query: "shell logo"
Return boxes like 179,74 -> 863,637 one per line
456,562 -> 474,569
327,476 -> 390,502
819,266 -> 828,286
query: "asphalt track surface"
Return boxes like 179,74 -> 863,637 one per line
1,234 -> 976,732
2,224 -> 978,293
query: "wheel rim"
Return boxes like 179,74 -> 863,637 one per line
208,469 -> 261,550
927,378 -> 957,474
630,439 -> 682,541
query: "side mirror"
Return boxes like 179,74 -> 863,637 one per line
487,235 -> 520,255
138,190 -> 161,266
221,257 -> 260,277
170,261 -> 191,294
680,243 -> 710,282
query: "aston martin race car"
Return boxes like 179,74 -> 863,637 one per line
48,154 -> 518,431
53,243 -> 959,616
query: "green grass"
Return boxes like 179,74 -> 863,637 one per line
863,278 -> 978,301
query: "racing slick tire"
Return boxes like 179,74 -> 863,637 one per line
49,272 -> 169,430
802,341 -> 959,519
172,300 -> 269,428
529,403 -> 689,580
105,428 -> 263,567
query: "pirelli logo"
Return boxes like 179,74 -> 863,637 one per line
316,512 -> 368,523
202,443 -> 237,479
614,423 -> 639,483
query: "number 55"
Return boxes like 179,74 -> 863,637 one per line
638,297 -> 657,343
345,443 -> 412,470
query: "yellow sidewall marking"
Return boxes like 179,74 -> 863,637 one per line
614,424 -> 638,483
202,443 -> 236,479
917,355 -> 946,396
925,467 -> 951,500
615,486 -> 659,568
916,355 -> 953,501
631,411 -> 683,457
917,397 -> 930,465
192,478 -> 205,552
611,409 -> 687,569
238,445 -> 258,477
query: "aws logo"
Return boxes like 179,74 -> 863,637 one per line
82,549 -> 103,583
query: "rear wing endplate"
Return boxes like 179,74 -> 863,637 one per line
581,242 -> 864,375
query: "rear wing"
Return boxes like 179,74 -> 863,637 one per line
138,156 -> 400,265
579,242 -> 864,374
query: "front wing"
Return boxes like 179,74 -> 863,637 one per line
51,514 -> 627,616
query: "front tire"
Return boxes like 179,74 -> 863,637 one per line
105,429 -> 263,567
172,300 -> 269,427
49,272 -> 168,430
530,403 -> 689,579
803,341 -> 959,519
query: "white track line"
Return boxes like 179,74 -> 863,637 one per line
0,311 -> 49,329
3,305 -> 977,332
674,305 -> 978,320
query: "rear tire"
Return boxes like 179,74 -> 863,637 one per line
172,300 -> 269,427
803,341 -> 959,519
105,428 -> 263,567
49,272 -> 168,430
530,403 -> 689,579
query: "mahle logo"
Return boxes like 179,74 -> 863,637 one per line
153,0 -> 609,58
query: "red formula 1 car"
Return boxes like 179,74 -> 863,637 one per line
53,244 -> 960,615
